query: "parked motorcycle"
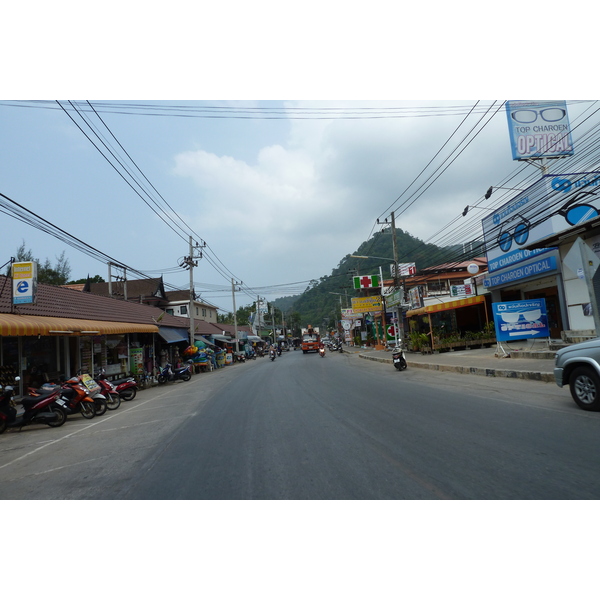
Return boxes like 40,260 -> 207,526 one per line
157,362 -> 192,384
60,375 -> 101,419
110,375 -> 138,401
93,370 -> 122,410
392,345 -> 407,371
0,377 -> 67,434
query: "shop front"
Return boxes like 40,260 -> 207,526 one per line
0,313 -> 159,393
406,295 -> 492,352
483,250 -> 566,339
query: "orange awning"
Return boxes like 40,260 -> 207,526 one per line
0,313 -> 159,336
406,295 -> 486,317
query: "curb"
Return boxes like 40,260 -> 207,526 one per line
358,353 -> 555,383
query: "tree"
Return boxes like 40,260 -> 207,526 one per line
68,275 -> 105,284
9,242 -> 72,285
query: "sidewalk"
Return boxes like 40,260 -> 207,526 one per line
351,341 -> 556,383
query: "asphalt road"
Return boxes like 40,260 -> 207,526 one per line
1,348 -> 599,499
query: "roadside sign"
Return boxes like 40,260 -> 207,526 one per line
351,296 -> 382,312
492,299 -> 550,341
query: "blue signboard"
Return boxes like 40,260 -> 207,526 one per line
483,255 -> 557,288
492,299 -> 550,341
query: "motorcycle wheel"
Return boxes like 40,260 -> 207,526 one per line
94,398 -> 108,416
182,371 -> 191,382
106,393 -> 121,410
157,375 -> 167,385
0,419 -> 7,435
120,388 -> 137,401
47,406 -> 67,428
80,401 -> 96,419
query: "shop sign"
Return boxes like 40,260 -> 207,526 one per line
483,173 -> 600,273
390,263 -> 416,277
492,299 -> 550,341
505,100 -> 574,161
408,286 -> 423,309
483,255 -> 557,288
351,296 -> 382,312
450,283 -> 474,297
12,261 -> 37,305
353,274 -> 380,289
386,288 -> 404,308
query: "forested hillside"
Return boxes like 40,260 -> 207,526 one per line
274,228 -> 467,330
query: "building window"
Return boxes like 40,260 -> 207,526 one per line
166,309 -> 174,315
180,305 -> 187,315
196,307 -> 199,316
202,308 -> 206,317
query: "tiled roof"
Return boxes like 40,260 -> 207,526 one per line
87,277 -> 166,302
0,275 -> 189,329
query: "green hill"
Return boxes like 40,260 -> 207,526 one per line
274,228 -> 469,331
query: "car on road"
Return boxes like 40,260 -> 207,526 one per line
554,338 -> 600,410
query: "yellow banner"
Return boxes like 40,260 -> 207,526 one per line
351,295 -> 382,312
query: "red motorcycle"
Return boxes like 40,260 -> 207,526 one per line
93,370 -> 122,410
96,369 -> 137,401
0,377 -> 67,434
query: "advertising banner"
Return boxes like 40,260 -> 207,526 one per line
483,172 -> 600,272
408,286 -> 423,310
390,263 -> 416,277
505,100 -> 574,161
450,283 -> 474,297
351,295 -> 382,312
492,299 -> 550,341
12,261 -> 37,305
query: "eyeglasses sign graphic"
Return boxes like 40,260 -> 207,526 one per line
492,299 -> 549,341
505,100 -> 574,160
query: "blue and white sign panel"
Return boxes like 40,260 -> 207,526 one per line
482,172 -> 600,273
483,255 -> 557,288
492,299 -> 550,341
506,100 -> 574,161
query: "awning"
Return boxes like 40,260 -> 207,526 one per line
194,335 -> 217,347
212,334 -> 234,343
158,327 -> 189,344
406,295 -> 486,317
0,313 -> 159,336
247,335 -> 262,342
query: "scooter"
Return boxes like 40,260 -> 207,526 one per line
60,375 -> 102,419
0,377 -> 68,434
157,362 -> 192,384
392,345 -> 407,371
269,348 -> 276,361
319,347 -> 326,358
93,370 -> 122,410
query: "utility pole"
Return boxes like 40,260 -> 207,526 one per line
231,278 -> 242,353
182,236 -> 205,345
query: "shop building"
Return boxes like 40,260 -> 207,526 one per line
0,275 -> 195,395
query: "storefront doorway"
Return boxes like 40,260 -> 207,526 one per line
525,287 -> 563,339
